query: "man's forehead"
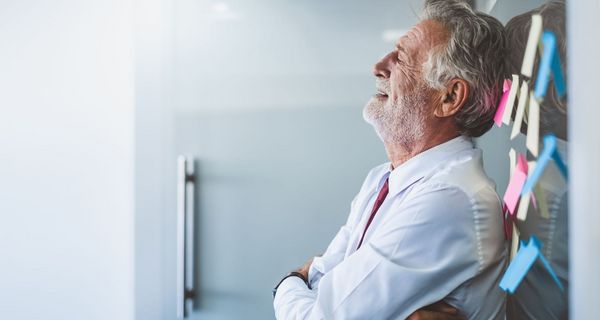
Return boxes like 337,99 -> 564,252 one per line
395,20 -> 448,49
395,28 -> 419,48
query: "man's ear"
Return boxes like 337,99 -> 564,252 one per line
434,79 -> 469,118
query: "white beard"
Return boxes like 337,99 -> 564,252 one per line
363,81 -> 427,149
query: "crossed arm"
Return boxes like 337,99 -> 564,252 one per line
293,257 -> 464,320
273,185 -> 479,319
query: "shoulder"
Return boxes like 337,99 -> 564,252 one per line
400,149 -> 505,267
416,148 -> 500,208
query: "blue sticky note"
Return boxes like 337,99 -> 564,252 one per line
538,250 -> 565,291
550,40 -> 566,97
551,144 -> 569,180
534,31 -> 566,99
521,135 -> 568,196
500,236 -> 564,294
499,237 -> 540,294
522,135 -> 555,195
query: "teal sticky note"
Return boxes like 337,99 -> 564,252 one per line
500,236 -> 564,294
550,39 -> 566,97
538,250 -> 565,291
534,31 -> 566,99
521,135 -> 555,195
551,145 -> 569,180
499,237 -> 540,294
521,135 -> 568,196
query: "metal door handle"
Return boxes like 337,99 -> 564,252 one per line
177,155 -> 196,319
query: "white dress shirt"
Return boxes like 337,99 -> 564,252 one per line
274,136 -> 508,319
507,138 -> 568,319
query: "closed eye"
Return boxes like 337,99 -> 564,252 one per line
396,52 -> 405,64
395,47 -> 408,63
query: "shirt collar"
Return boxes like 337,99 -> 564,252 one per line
376,135 -> 474,197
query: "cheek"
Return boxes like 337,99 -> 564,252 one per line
390,68 -> 420,101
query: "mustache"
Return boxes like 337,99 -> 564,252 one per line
376,79 -> 391,95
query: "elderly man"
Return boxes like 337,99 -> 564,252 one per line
273,1 -> 508,319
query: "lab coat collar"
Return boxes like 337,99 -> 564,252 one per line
376,135 -> 474,197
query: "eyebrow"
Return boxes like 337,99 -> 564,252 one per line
395,44 -> 408,56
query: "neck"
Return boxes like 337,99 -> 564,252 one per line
385,129 -> 460,169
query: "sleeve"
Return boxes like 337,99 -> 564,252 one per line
308,194 -> 360,289
274,184 -> 481,320
307,164 -> 388,289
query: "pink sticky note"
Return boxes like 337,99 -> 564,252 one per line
494,79 -> 512,127
516,154 -> 528,174
504,154 -> 528,215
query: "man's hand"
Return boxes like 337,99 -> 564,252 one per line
406,301 -> 465,320
294,257 -> 314,280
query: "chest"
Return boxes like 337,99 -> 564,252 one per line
343,182 -> 418,258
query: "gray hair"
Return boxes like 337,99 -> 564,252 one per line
421,0 -> 508,137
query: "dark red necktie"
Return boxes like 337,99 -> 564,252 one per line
356,177 -> 389,250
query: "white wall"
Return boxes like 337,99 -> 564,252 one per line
0,1 -> 134,319
134,0 -> 172,319
568,1 -> 600,319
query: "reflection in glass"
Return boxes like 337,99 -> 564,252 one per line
503,1 -> 568,319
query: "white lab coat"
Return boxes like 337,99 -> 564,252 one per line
274,136 -> 508,319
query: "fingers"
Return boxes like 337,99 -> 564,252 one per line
406,310 -> 466,320
407,301 -> 464,320
423,301 -> 459,315
302,258 -> 313,270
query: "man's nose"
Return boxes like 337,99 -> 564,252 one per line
373,53 -> 393,78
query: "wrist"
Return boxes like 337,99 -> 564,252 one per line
295,268 -> 309,280
272,271 -> 312,298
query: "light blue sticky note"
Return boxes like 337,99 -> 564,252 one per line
500,236 -> 565,294
551,143 -> 569,180
533,31 -> 566,99
550,39 -> 566,97
521,135 -> 568,195
534,32 -> 555,99
538,250 -> 565,291
522,135 -> 555,195
499,237 -> 540,294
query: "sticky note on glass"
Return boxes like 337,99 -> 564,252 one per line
528,161 -> 538,211
538,248 -> 565,292
534,184 -> 550,219
526,93 -> 540,157
503,154 -> 528,216
502,75 -> 520,125
494,79 -> 512,127
510,223 -> 520,262
533,31 -> 567,99
521,14 -> 543,78
511,82 -> 529,140
522,135 -> 569,196
499,237 -> 539,294
499,236 -> 564,294
516,191 -> 531,221
509,148 -> 517,178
